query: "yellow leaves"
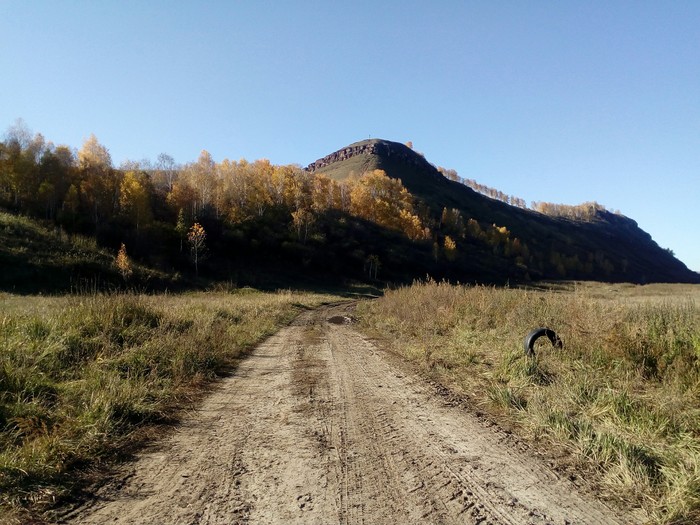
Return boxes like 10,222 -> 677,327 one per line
165,159 -> 429,244
444,235 -> 457,262
115,243 -> 133,281
167,179 -> 197,217
78,134 -> 111,171
291,208 -> 315,243
188,223 -> 207,276
311,174 -> 336,213
119,171 -> 152,229
187,222 -> 206,248
348,169 -> 429,241
399,209 -> 430,241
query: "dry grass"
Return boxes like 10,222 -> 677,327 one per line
357,279 -> 700,524
0,288 -> 341,522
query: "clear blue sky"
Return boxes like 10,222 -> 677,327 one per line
2,1 -> 699,272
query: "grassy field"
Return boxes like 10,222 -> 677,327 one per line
0,288 -> 342,523
357,280 -> 700,524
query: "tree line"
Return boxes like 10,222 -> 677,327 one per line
437,166 -> 621,220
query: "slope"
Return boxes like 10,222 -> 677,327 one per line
0,210 -> 172,293
307,139 -> 699,283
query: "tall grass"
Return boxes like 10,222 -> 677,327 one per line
358,280 -> 700,524
0,289 -> 340,522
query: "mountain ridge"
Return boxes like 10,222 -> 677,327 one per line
307,138 -> 699,284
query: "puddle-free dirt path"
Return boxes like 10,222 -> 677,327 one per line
65,304 -> 632,524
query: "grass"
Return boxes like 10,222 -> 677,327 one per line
357,279 -> 700,524
0,288 -> 342,523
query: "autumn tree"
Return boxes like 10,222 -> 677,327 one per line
175,208 -> 187,252
188,222 -> 207,277
441,207 -> 465,238
466,218 -> 484,241
185,150 -> 216,216
437,166 -> 460,182
246,159 -> 274,218
78,134 -> 116,225
444,236 -> 457,262
115,243 -> 133,281
78,133 -> 111,170
349,170 -> 428,240
119,170 -> 153,233
311,174 -> 337,213
167,178 -> 197,219
291,208 -> 315,244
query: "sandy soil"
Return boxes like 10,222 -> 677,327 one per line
62,303 -> 635,525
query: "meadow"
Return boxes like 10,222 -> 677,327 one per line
357,280 -> 700,524
0,288 -> 341,522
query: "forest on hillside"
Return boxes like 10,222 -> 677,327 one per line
2,122 -> 684,286
0,123 -> 552,284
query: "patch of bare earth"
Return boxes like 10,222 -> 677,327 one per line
61,304 -> 634,524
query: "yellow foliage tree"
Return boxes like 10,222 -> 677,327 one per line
291,208 -> 315,244
115,243 -> 133,281
188,222 -> 207,277
349,170 -> 428,240
119,171 -> 152,233
444,235 -> 457,262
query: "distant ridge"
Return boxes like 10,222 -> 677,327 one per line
307,138 -> 700,284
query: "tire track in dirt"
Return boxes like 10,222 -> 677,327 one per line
63,304 -> 635,525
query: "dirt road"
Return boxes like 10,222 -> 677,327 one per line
65,304 -> 632,524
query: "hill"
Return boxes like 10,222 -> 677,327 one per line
307,139 -> 699,284
0,211 -> 173,293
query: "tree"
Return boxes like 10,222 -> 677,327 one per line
444,236 -> 457,262
119,170 -> 153,233
78,134 -> 112,171
186,150 -> 216,215
175,208 -> 187,253
115,243 -> 133,281
291,208 -> 315,244
365,254 -> 380,280
188,222 -> 207,277
78,134 -> 115,225
156,153 -> 177,192
167,179 -> 197,219
349,169 -> 428,240
61,184 -> 80,229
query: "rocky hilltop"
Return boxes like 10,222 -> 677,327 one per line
306,139 -> 440,178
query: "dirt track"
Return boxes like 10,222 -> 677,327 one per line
64,304 -> 632,524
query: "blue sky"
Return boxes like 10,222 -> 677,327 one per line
2,1 -> 699,272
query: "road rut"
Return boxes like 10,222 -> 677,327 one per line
65,304 -> 632,524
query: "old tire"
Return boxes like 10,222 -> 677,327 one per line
524,327 -> 563,357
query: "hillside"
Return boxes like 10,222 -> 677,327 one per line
307,139 -> 699,284
0,211 -> 173,293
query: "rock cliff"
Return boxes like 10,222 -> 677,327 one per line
305,139 -> 438,176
